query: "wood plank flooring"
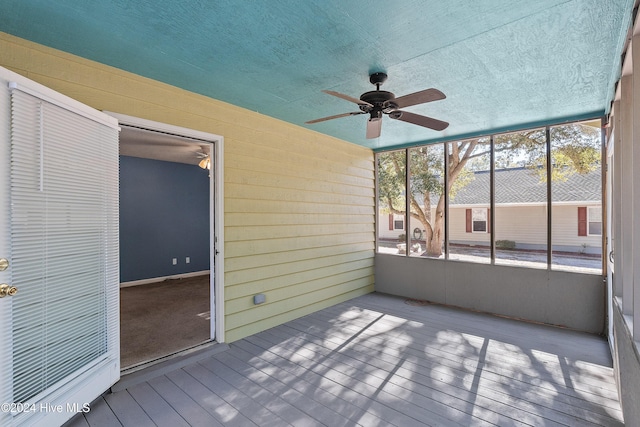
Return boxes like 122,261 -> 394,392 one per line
65,293 -> 624,426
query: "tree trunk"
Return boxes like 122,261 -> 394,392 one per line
425,206 -> 444,257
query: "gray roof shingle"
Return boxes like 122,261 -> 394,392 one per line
426,167 -> 601,205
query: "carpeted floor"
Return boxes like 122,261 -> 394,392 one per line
120,274 -> 211,368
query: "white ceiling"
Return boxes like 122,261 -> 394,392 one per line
118,126 -> 211,165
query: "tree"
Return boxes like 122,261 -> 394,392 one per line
378,123 -> 600,257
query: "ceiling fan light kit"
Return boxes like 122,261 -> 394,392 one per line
198,156 -> 211,170
306,72 -> 449,139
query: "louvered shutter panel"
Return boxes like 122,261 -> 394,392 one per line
389,213 -> 394,230
465,209 -> 472,232
9,88 -> 119,403
577,206 -> 587,236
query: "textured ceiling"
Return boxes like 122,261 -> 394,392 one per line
0,0 -> 632,151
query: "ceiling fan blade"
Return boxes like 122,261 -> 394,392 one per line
366,117 -> 382,139
323,90 -> 373,107
305,111 -> 364,124
394,88 -> 446,109
389,110 -> 449,131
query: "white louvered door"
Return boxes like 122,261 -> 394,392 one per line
0,67 -> 120,427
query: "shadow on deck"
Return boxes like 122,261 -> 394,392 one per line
65,292 -> 623,426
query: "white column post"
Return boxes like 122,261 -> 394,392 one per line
633,33 -> 640,338
613,100 -> 622,298
620,71 -> 633,316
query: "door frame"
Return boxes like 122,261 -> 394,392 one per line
106,112 -> 225,343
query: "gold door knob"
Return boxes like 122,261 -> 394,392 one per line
0,284 -> 17,298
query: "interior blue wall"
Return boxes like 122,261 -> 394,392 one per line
119,156 -> 210,282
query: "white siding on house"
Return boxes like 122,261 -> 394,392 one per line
552,204 -> 601,254
449,207 -> 490,245
381,203 -> 602,255
494,205 -> 547,247
382,206 -> 546,249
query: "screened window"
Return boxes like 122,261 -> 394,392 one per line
448,138 -> 491,263
376,119 -> 603,274
550,121 -> 602,273
377,150 -> 406,256
409,145 -> 445,258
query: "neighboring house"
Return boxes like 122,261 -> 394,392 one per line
379,167 -> 602,255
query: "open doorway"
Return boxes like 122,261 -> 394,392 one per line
113,114 -> 223,370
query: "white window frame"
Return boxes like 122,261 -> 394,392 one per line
587,205 -> 602,236
393,215 -> 404,230
471,208 -> 488,233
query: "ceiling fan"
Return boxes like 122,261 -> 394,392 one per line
195,149 -> 211,170
306,72 -> 449,139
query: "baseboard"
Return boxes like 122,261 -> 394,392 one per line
120,270 -> 211,288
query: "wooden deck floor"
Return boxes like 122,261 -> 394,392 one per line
66,293 -> 624,426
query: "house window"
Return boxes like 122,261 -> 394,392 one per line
465,208 -> 490,233
472,208 -> 487,232
578,206 -> 602,236
588,206 -> 602,236
394,217 -> 404,230
387,214 -> 405,231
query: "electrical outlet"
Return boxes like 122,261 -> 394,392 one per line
172,258 -> 177,265
186,257 -> 190,264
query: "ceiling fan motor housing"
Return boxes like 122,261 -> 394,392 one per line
359,90 -> 398,115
